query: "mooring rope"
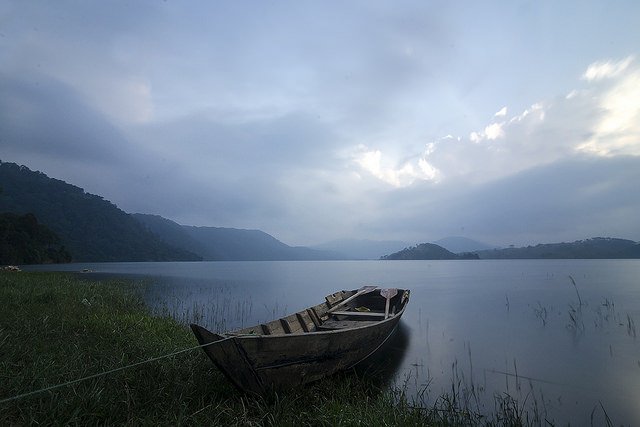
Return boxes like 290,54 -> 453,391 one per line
0,341 -> 212,405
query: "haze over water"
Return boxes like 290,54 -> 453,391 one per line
27,259 -> 640,425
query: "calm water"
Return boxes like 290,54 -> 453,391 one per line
25,259 -> 640,425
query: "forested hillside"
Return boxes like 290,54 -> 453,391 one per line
134,213 -> 341,261
381,243 -> 479,260
476,238 -> 640,259
0,212 -> 71,264
383,238 -> 640,260
0,161 -> 201,262
132,214 -> 207,257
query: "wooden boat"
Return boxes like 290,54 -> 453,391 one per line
190,286 -> 410,394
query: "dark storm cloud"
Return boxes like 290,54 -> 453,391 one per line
0,72 -> 129,164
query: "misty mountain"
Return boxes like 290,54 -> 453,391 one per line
132,214 -> 207,257
4,160 -> 639,263
0,160 -> 341,263
0,161 -> 201,262
134,213 -> 343,261
381,243 -> 479,260
384,238 -> 640,260
311,239 -> 412,260
476,238 -> 640,259
433,236 -> 496,253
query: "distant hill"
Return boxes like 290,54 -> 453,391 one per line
433,236 -> 495,253
476,238 -> 640,259
135,213 -> 343,261
381,243 -> 479,260
132,214 -> 207,257
0,161 -> 201,262
383,238 -> 640,260
311,239 -> 412,260
1,212 -> 71,264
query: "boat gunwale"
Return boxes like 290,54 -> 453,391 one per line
216,292 -> 409,341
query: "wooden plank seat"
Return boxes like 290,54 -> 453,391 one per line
330,310 -> 386,317
317,319 -> 380,330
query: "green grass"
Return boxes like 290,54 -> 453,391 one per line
1,272 -> 530,426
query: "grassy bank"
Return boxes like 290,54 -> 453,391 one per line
1,272 -> 524,426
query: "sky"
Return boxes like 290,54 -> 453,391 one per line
1,1 -> 639,247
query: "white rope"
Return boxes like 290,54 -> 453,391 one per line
0,342 -> 213,405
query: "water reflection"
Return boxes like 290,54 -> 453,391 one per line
352,322 -> 410,388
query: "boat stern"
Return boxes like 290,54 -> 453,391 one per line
190,323 -> 266,394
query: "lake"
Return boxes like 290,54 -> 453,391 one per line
24,259 -> 640,425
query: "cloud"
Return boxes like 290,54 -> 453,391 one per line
0,72 -> 131,165
353,144 -> 440,188
345,54 -> 640,245
484,122 -> 505,140
576,63 -> 640,156
469,121 -> 506,143
368,55 -> 640,189
508,102 -> 545,124
582,56 -> 634,81
0,2 -> 161,126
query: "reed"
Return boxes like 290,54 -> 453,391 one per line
568,275 -> 583,307
533,302 -> 548,326
567,303 -> 585,334
627,314 -> 636,338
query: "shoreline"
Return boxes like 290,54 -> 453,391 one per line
1,271 -> 578,425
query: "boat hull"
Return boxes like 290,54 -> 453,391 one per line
191,287 -> 409,394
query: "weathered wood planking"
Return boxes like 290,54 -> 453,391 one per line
191,287 -> 410,394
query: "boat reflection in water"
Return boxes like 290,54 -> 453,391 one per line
351,321 -> 410,389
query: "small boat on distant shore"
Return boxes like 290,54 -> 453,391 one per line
191,286 -> 410,394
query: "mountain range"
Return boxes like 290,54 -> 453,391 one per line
381,243 -> 479,260
475,237 -> 640,259
0,161 -> 341,262
133,214 -> 339,261
2,160 -> 639,263
0,161 -> 199,262
382,237 -> 640,260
